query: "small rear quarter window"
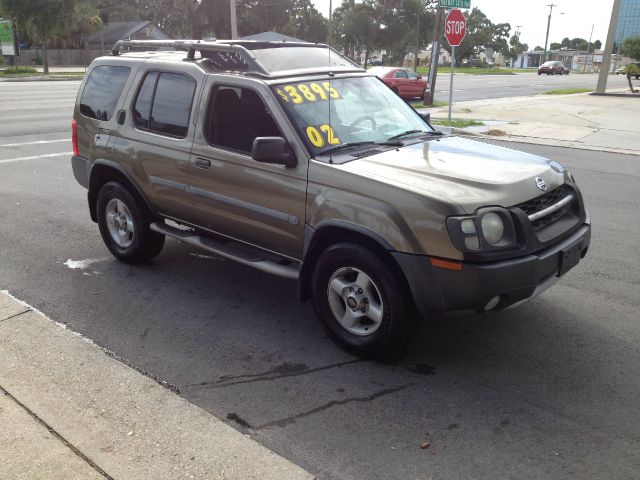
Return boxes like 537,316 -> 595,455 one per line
80,66 -> 130,121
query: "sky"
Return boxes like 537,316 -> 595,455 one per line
311,0 -> 616,50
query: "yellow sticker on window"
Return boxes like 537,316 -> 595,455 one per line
277,82 -> 342,105
306,124 -> 341,148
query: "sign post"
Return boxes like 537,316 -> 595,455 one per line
444,8 -> 466,120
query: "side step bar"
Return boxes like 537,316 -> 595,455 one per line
150,222 -> 299,280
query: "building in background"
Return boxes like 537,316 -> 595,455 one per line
615,0 -> 640,45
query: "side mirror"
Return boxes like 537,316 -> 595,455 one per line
251,137 -> 297,168
417,74 -> 422,79
419,112 -> 431,124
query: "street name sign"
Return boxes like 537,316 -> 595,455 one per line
439,0 -> 471,9
445,9 -> 466,47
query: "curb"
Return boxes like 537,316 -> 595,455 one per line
451,130 -> 640,156
0,290 -> 315,480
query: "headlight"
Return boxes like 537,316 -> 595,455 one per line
447,207 -> 517,253
481,212 -> 504,245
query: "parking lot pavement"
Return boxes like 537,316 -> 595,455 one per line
424,90 -> 640,155
0,291 -> 315,480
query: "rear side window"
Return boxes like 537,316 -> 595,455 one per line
80,66 -> 130,121
394,70 -> 408,79
133,72 -> 196,138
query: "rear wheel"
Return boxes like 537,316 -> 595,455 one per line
311,243 -> 416,359
96,181 -> 165,264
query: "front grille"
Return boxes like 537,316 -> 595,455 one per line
515,184 -> 576,233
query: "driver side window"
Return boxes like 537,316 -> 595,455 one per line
205,86 -> 282,154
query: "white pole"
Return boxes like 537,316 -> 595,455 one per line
230,0 -> 238,39
448,46 -> 455,121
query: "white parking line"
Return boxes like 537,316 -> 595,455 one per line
0,139 -> 70,147
0,151 -> 73,165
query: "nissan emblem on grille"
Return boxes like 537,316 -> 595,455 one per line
535,177 -> 547,191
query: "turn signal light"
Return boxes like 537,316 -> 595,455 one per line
429,257 -> 463,271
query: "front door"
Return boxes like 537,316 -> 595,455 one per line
186,78 -> 307,260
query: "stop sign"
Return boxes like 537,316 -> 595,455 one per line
445,9 -> 466,47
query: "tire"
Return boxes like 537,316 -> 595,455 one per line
310,243 -> 416,359
96,181 -> 165,264
550,70 -> 554,75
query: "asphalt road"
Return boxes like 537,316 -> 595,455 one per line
1,81 -> 639,480
432,71 -> 630,102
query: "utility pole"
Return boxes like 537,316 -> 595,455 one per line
583,24 -> 594,73
230,0 -> 238,39
543,3 -> 557,62
424,6 -> 444,106
597,0 -> 622,93
414,1 -> 421,71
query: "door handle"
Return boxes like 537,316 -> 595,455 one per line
195,158 -> 211,169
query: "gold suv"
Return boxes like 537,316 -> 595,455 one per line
71,40 -> 591,357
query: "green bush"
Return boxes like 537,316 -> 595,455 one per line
1,66 -> 38,75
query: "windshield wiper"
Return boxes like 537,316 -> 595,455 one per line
386,129 -> 442,141
322,141 -> 376,154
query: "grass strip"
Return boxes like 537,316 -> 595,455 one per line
543,88 -> 593,95
432,119 -> 484,128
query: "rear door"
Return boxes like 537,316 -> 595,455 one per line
110,64 -> 205,220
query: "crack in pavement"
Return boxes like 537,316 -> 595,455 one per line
0,385 -> 115,480
254,384 -> 413,430
181,359 -> 364,391
0,309 -> 30,324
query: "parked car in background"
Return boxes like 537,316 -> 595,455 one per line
538,61 -> 569,75
368,66 -> 428,99
617,63 -> 640,79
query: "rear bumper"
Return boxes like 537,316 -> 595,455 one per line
71,155 -> 90,189
393,218 -> 591,316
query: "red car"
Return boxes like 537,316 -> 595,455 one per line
369,66 -> 429,99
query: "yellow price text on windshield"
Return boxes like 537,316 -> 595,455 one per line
276,82 -> 341,105
306,124 -> 341,148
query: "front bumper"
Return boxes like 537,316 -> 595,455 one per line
392,219 -> 591,316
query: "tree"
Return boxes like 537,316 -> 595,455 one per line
508,33 -> 527,65
69,0 -> 102,53
98,0 -> 199,38
620,35 -> 640,92
372,0 -> 435,65
441,7 -> 510,66
282,0 -> 327,43
550,42 -> 562,50
333,1 -> 379,64
1,0 -> 77,73
593,40 -> 602,50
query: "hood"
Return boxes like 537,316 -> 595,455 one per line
337,136 -> 566,212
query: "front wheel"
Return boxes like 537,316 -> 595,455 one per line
311,243 -> 416,359
96,181 -> 165,264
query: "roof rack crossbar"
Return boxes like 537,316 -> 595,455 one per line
111,40 -> 271,76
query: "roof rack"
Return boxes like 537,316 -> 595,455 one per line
110,39 -> 361,78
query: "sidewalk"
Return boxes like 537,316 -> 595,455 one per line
0,291 -> 315,480
422,89 -> 640,156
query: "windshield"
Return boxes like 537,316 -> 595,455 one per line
272,76 -> 432,156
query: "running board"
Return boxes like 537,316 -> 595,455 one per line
150,222 -> 299,280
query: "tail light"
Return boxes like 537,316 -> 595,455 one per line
72,119 -> 79,156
